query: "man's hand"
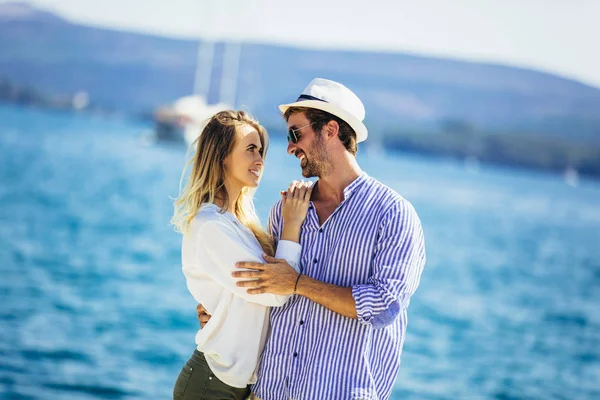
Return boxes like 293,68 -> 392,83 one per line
232,254 -> 299,295
196,303 -> 211,328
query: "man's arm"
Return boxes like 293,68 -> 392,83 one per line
295,275 -> 357,319
234,254 -> 358,319
351,199 -> 426,328
234,195 -> 358,318
234,199 -> 426,328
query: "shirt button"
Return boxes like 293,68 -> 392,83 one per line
318,228 -> 323,233
299,320 -> 304,325
293,352 -> 298,357
313,258 -> 317,263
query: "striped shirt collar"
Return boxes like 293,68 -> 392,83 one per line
342,171 -> 369,198
313,171 -> 369,202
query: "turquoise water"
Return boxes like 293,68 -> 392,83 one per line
1,105 -> 599,399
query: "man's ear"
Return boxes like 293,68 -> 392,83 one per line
325,120 -> 340,140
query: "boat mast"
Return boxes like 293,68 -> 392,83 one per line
193,41 -> 214,98
219,41 -> 241,107
192,0 -> 240,107
193,0 -> 215,99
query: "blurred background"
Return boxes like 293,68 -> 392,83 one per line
1,1 -> 599,399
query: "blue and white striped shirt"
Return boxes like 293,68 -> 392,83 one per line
253,173 -> 426,400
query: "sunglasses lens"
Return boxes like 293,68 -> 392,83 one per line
287,130 -> 297,143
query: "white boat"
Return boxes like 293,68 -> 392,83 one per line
153,95 -> 229,145
153,2 -> 240,147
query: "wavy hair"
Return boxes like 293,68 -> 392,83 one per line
171,110 -> 274,256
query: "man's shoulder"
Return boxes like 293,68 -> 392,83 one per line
363,176 -> 406,206
362,176 -> 420,219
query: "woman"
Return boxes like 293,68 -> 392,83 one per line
171,110 -> 311,400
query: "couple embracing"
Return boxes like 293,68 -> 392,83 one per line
171,78 -> 426,400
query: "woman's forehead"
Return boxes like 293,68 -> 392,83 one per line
237,124 -> 261,144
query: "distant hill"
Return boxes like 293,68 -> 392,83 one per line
1,2 -> 599,145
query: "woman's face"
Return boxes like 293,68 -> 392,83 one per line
224,123 -> 265,191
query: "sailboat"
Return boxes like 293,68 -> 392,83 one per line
153,2 -> 241,146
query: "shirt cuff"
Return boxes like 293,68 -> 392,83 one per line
274,240 -> 301,272
352,282 -> 399,329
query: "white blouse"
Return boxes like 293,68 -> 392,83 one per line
181,203 -> 301,388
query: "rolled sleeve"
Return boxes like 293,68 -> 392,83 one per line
353,279 -> 400,328
352,199 -> 426,329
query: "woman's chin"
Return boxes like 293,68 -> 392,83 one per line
246,179 -> 260,188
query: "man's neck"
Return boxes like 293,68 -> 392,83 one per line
314,154 -> 362,204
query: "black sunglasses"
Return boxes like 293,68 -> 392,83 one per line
287,122 -> 316,144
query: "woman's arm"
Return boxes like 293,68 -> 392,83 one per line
186,220 -> 289,307
280,180 -> 313,243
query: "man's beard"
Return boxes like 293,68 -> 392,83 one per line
301,135 -> 331,178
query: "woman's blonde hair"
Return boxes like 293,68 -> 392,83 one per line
171,110 -> 275,256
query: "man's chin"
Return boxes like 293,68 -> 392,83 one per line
301,168 -> 314,178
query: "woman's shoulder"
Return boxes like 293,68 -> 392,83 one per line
196,203 -> 223,219
192,204 -> 231,230
190,206 -> 259,253
193,203 -> 244,236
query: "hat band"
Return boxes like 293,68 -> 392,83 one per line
297,94 -> 328,102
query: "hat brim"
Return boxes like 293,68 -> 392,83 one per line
279,100 -> 368,143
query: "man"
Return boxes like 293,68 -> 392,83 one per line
199,78 -> 426,400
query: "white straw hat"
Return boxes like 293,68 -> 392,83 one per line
279,78 -> 368,143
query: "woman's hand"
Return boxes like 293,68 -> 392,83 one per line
196,303 -> 211,328
281,180 -> 313,229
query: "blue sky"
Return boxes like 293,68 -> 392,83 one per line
13,0 -> 600,88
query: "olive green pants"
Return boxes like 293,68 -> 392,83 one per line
173,350 -> 251,400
